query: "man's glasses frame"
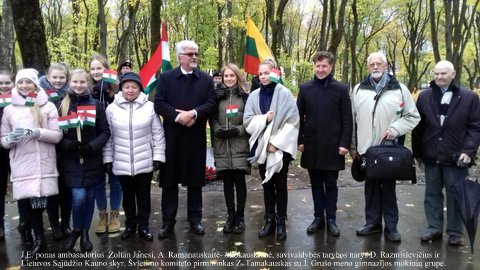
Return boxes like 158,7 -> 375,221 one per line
181,52 -> 199,57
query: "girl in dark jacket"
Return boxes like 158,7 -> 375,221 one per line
211,63 -> 250,233
60,69 -> 110,252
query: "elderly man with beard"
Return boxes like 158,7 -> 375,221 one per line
154,40 -> 216,238
350,52 -> 420,242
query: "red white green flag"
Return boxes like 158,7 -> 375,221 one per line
226,104 -> 239,118
58,113 -> 79,130
0,93 -> 11,107
25,92 -> 37,107
102,69 -> 118,84
77,105 -> 96,116
140,22 -> 172,94
244,18 -> 275,75
269,68 -> 281,83
45,89 -> 60,102
78,112 -> 96,127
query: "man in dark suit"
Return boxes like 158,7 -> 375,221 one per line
154,40 -> 216,238
297,51 -> 353,236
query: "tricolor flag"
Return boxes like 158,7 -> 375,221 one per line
45,89 -> 60,102
77,105 -> 96,116
244,18 -> 275,75
139,22 -> 172,94
226,104 -> 239,118
0,93 -> 11,107
102,69 -> 118,84
269,68 -> 281,83
58,113 -> 79,130
78,112 -> 96,127
25,92 -> 37,107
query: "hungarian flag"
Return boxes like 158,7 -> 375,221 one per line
226,104 -> 239,118
102,69 -> 118,84
25,92 -> 37,107
140,22 -> 172,94
45,89 -> 60,102
269,68 -> 281,83
78,112 -> 96,127
0,93 -> 11,107
244,18 -> 275,75
77,105 -> 96,115
58,113 -> 79,130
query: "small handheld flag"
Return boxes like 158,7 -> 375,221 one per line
269,68 -> 281,83
226,104 -> 239,118
25,92 -> 38,107
0,94 -> 11,108
58,113 -> 79,130
45,89 -> 60,102
78,112 -> 96,127
102,70 -> 118,84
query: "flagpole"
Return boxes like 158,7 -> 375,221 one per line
76,126 -> 83,165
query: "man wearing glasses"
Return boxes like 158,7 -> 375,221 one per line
154,40 -> 216,238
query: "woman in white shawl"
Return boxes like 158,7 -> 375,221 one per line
243,60 -> 299,241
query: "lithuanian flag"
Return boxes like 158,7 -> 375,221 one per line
244,18 -> 275,75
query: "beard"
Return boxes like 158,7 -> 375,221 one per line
371,71 -> 383,80
189,62 -> 198,69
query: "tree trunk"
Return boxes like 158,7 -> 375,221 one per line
226,0 -> 234,64
97,0 -> 108,57
150,0 -> 161,55
0,0 -> 15,71
116,0 -> 140,67
327,0 -> 347,64
349,0 -> 359,86
319,0 -> 329,51
216,2 -> 224,70
10,0 -> 50,74
429,0 -> 441,62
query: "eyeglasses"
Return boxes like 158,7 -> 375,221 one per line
181,52 -> 199,57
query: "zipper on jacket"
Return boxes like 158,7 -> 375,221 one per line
129,103 -> 134,174
227,91 -> 233,168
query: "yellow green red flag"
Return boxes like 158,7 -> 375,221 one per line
244,18 -> 275,75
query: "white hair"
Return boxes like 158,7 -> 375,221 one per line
367,51 -> 387,64
435,60 -> 455,72
175,40 -> 199,59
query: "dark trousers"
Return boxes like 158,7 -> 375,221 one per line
0,148 -> 9,223
18,199 -> 45,236
222,170 -> 247,214
119,172 -> 152,230
308,170 -> 339,221
258,155 -> 291,217
364,177 -> 398,230
161,185 -> 203,224
47,174 -> 71,228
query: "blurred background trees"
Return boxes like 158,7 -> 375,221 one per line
0,0 -> 479,92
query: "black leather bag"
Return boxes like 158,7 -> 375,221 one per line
364,140 -> 416,183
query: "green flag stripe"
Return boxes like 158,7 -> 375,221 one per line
245,36 -> 259,58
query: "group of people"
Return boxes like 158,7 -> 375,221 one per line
0,55 -> 165,258
0,38 -> 479,260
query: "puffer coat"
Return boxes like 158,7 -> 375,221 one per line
1,88 -> 62,200
104,92 -> 165,176
210,84 -> 250,174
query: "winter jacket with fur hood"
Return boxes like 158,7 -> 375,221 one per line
1,88 -> 62,200
103,92 -> 165,176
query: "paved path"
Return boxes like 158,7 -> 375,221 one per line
0,182 -> 479,269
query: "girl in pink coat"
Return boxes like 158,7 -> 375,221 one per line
0,68 -> 62,258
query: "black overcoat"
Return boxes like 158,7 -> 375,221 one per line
60,94 -> 110,188
297,75 -> 353,170
154,67 -> 216,187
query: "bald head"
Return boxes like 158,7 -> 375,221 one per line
434,60 -> 455,89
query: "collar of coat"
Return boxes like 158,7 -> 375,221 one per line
359,73 -> 401,91
312,74 -> 333,87
429,80 -> 460,94
173,66 -> 201,79
11,87 -> 49,107
214,84 -> 248,102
